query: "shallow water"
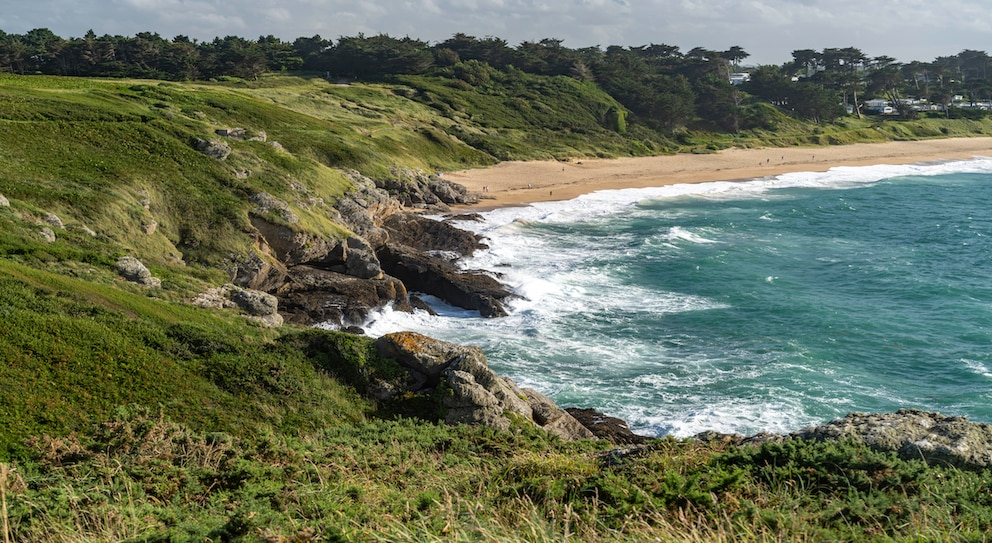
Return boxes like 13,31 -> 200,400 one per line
360,157 -> 992,437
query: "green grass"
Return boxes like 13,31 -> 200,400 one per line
5,414 -> 992,542
5,72 -> 992,542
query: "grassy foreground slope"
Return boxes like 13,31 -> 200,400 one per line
4,73 -> 992,541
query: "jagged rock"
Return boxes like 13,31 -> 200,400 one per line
374,332 -> 593,440
0,194 -> 9,206
250,313 -> 284,328
427,175 -> 475,205
696,409 -> 992,470
381,212 -> 487,256
227,251 -> 285,291
377,243 -> 511,317
344,236 -> 383,279
189,285 -> 238,310
526,391 -> 597,441
230,288 -> 279,316
38,227 -> 56,243
275,265 -> 411,326
193,138 -> 231,160
567,408 -> 650,445
334,173 -> 400,247
43,212 -> 64,229
143,221 -> 157,235
249,215 -> 383,281
250,192 -> 299,224
444,213 -> 485,223
377,167 -> 479,210
793,409 -> 992,469
249,216 -> 341,267
116,256 -> 161,288
409,293 -> 438,315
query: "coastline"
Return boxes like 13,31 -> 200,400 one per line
445,137 -> 992,209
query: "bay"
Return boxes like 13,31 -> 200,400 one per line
363,157 -> 992,437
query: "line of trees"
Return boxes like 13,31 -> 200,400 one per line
2,28 -> 991,133
744,47 -> 992,120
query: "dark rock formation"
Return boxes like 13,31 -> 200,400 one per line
381,212 -> 487,256
374,332 -> 594,441
226,169 -> 498,326
408,293 -> 438,315
276,265 -> 410,326
567,408 -> 651,445
377,243 -> 511,317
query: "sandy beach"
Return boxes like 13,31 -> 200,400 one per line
445,137 -> 992,209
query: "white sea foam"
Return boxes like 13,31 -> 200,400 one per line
452,158 -> 992,238
961,358 -> 992,379
353,158 -> 992,437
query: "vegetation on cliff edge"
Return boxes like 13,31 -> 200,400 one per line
4,72 -> 992,541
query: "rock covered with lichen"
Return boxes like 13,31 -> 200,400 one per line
374,331 -> 595,441
698,409 -> 992,470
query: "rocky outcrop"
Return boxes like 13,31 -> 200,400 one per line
193,138 -> 231,160
697,409 -> 992,470
374,332 -> 594,441
376,211 -> 509,317
225,170 -> 494,326
377,243 -> 511,317
376,166 -> 479,211
0,193 -> 9,206
381,212 -> 487,256
230,287 -> 283,327
567,408 -> 651,445
116,256 -> 161,288
795,409 -> 992,469
276,266 -> 410,327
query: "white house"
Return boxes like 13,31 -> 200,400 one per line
730,72 -> 750,86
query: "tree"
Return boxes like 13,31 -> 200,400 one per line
327,34 -> 433,79
292,35 -> 332,71
723,46 -> 749,70
868,58 -> 911,118
744,65 -> 792,106
257,35 -> 303,72
790,49 -> 822,77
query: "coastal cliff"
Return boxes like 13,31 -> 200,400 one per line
8,74 -> 992,541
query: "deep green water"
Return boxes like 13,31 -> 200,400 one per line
365,158 -> 992,436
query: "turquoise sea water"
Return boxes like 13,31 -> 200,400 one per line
363,157 -> 992,437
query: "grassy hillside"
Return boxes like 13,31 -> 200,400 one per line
5,72 -> 992,541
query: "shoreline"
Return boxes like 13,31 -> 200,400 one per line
444,137 -> 992,210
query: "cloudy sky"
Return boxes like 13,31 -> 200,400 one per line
2,0 -> 990,65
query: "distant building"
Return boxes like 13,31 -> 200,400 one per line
730,72 -> 750,86
864,99 -> 894,115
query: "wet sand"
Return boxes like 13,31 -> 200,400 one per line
444,138 -> 992,209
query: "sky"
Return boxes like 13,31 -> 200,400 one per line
2,0 -> 990,66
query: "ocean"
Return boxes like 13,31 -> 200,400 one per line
362,157 -> 992,438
